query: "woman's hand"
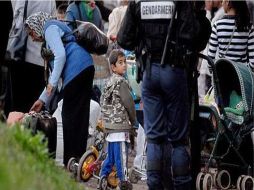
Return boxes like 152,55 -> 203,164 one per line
30,100 -> 44,113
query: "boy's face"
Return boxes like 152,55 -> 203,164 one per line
57,13 -> 65,20
111,55 -> 127,76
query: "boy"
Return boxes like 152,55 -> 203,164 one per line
56,3 -> 68,20
99,49 -> 136,190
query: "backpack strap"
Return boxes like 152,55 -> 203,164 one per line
44,20 -> 72,34
44,20 -> 76,44
161,0 -> 178,66
42,20 -> 76,85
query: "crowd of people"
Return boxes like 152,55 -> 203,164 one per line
1,0 -> 254,190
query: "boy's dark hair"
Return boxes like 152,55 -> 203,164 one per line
108,49 -> 125,65
57,3 -> 68,14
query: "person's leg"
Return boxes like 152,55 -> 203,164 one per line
100,142 -> 114,177
160,65 -> 191,190
114,141 -> 132,190
171,145 -> 191,190
0,1 -> 12,117
62,66 -> 94,166
53,100 -> 64,166
142,63 -> 171,189
10,61 -> 44,112
114,141 -> 128,181
146,142 -> 172,190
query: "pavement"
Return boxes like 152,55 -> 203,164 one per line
56,126 -> 241,190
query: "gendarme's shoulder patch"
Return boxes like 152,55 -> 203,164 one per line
140,1 -> 174,20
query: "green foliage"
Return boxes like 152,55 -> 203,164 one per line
0,123 -> 85,190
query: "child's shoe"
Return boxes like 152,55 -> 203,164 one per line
98,175 -> 107,190
118,180 -> 133,190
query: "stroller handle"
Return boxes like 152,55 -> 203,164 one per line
198,53 -> 215,71
197,53 -> 230,125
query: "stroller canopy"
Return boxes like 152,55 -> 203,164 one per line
215,58 -> 254,117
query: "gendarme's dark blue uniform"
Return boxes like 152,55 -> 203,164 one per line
118,1 -> 191,189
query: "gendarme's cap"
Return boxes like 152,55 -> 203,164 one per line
224,90 -> 244,116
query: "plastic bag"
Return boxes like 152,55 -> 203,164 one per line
75,20 -> 109,55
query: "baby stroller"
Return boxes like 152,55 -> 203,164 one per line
197,55 -> 254,190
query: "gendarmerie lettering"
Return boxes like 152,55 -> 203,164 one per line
142,5 -> 173,15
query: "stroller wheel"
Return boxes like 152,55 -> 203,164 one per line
196,172 -> 205,190
216,170 -> 231,189
202,173 -> 213,190
67,157 -> 78,173
241,175 -> 254,190
237,175 -> 245,190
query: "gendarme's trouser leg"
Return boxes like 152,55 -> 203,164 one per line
142,63 -> 191,190
146,142 -> 172,190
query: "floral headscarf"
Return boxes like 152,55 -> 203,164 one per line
25,12 -> 53,38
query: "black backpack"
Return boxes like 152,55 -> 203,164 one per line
64,19 -> 109,55
171,1 -> 211,53
74,20 -> 109,55
44,20 -> 109,56
161,1 -> 211,65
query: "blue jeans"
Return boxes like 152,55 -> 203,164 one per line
142,63 -> 191,190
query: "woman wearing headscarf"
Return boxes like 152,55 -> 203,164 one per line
26,12 -> 94,166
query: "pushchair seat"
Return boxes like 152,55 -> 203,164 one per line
225,112 -> 244,125
224,90 -> 245,125
215,59 -> 254,126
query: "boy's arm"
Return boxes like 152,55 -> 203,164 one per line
119,81 -> 136,126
